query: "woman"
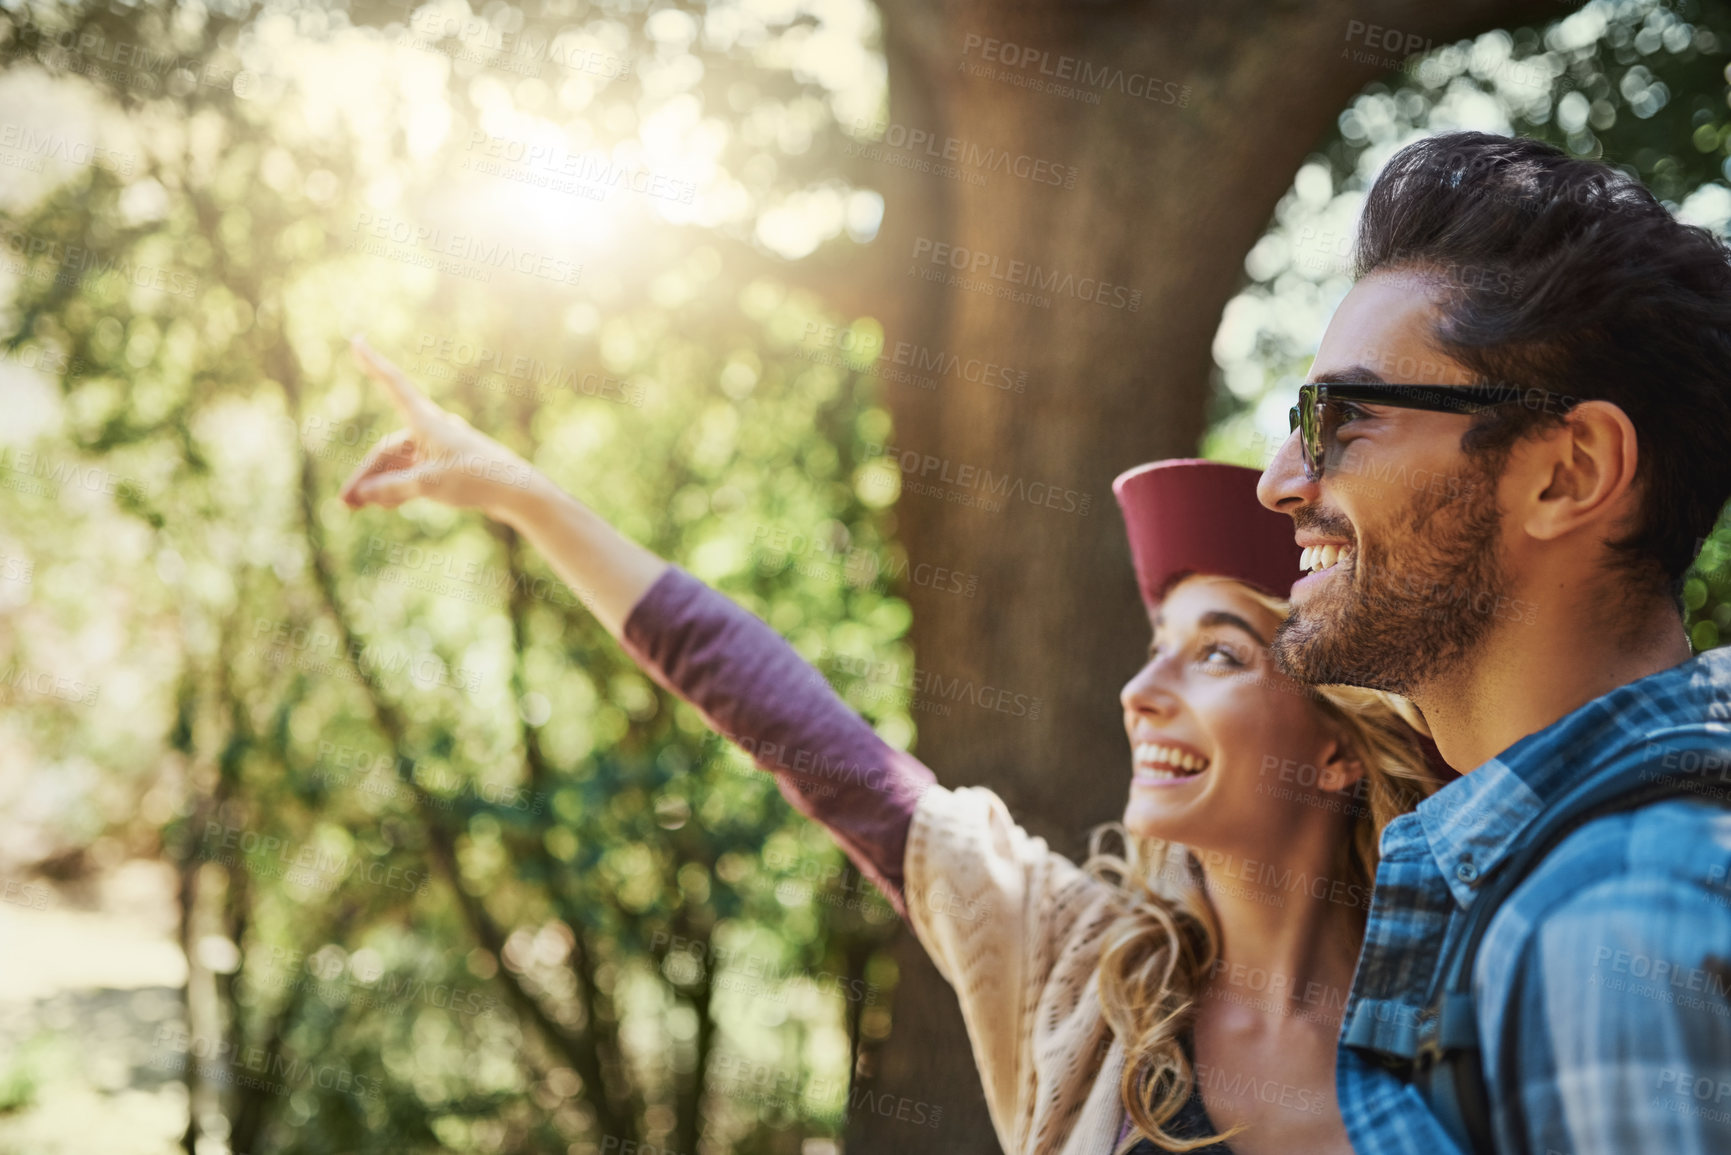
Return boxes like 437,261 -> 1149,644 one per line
337,336 -> 1441,1155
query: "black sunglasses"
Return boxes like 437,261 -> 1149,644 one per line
1287,382 -> 1579,482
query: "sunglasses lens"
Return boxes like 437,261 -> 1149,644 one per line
1300,389 -> 1324,479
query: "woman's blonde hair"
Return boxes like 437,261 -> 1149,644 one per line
1084,579 -> 1439,1152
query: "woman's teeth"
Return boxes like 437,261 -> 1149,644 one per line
1300,543 -> 1354,575
1133,743 -> 1209,778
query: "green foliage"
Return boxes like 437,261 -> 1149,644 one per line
0,1035 -> 47,1115
8,1 -> 1731,1152
0,1 -> 904,1152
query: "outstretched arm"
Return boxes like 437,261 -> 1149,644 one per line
338,336 -> 934,914
617,564 -> 934,912
338,336 -> 668,636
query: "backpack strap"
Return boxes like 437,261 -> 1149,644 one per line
1347,762 -> 1731,1153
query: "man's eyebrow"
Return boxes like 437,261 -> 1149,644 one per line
1198,611 -> 1269,646
1307,364 -> 1388,385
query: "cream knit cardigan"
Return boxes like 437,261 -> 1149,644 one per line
904,783 -> 1137,1155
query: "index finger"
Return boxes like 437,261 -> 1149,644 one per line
351,335 -> 441,426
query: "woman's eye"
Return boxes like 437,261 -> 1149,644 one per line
1199,642 -> 1246,669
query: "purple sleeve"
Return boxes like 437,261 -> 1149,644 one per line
618,564 -> 935,918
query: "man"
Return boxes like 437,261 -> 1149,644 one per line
1257,130 -> 1731,1154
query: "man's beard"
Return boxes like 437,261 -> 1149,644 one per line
1271,463 -> 1508,696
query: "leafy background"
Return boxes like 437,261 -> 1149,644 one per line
0,0 -> 1727,1152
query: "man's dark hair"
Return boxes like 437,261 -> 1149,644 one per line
1353,130 -> 1731,594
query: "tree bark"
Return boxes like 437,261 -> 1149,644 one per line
850,2 -> 1560,1150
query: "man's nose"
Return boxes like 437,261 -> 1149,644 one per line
1258,429 -> 1318,514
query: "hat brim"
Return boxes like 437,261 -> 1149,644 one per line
1112,459 -> 1303,608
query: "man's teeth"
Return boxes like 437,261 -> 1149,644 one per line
1133,743 -> 1210,776
1300,543 -> 1354,574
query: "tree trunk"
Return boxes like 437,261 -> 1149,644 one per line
850,2 -> 1558,1150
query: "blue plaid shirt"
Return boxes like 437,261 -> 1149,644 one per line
1338,647 -> 1731,1155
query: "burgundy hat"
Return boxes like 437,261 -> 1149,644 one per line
1114,458 -> 1458,782
1112,458 -> 1302,608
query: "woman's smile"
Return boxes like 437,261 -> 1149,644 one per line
1132,738 -> 1211,786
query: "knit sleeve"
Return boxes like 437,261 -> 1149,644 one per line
904,785 -> 1127,1155
618,564 -> 935,918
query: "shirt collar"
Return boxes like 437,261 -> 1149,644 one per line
1416,647 -> 1731,908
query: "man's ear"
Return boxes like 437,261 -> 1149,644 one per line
1510,400 -> 1640,545
1316,737 -> 1365,794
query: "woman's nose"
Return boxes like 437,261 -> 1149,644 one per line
1121,660 -> 1180,719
